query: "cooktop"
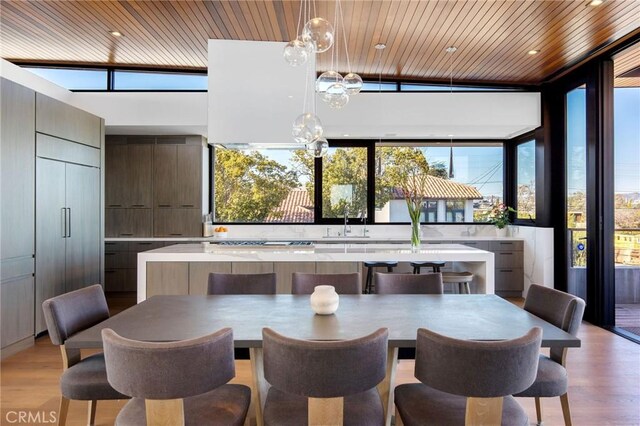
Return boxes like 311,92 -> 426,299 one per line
216,241 -> 314,247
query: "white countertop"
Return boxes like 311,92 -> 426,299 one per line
107,236 -> 524,243
138,243 -> 495,263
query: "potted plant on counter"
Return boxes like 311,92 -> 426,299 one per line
486,203 -> 517,236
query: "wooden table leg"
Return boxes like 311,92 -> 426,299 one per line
377,347 -> 399,426
249,348 -> 269,426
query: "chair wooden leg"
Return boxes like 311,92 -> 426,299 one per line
87,400 -> 97,426
464,282 -> 471,294
395,407 -> 405,426
534,397 -> 543,425
365,268 -> 373,294
560,393 -> 572,426
58,397 -> 70,426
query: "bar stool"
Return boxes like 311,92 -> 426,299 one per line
441,271 -> 474,294
411,261 -> 446,274
364,261 -> 398,294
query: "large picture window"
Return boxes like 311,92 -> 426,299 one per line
213,148 -> 313,223
374,143 -> 503,223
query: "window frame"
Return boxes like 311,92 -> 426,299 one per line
508,131 -> 537,226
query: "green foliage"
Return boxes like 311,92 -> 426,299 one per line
214,149 -> 298,222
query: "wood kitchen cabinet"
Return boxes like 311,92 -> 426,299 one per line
105,208 -> 152,237
1,78 -> 35,352
153,209 -> 203,237
153,143 -> 202,208
106,143 -> 153,208
35,143 -> 101,334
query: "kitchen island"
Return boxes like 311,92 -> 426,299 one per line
137,243 -> 495,302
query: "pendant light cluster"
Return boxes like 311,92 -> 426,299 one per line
315,0 -> 363,109
284,0 -> 362,157
283,0 -> 334,67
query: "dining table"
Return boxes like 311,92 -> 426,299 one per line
66,294 -> 581,426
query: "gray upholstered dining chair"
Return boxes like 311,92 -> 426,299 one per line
262,327 -> 388,426
394,327 -> 542,426
374,272 -> 443,294
42,284 -> 128,426
102,327 -> 251,426
514,284 -> 586,426
207,272 -> 277,294
291,272 -> 362,294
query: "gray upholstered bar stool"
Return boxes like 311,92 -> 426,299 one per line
410,261 -> 446,274
102,327 -> 251,426
394,327 -> 542,426
374,272 -> 443,294
514,284 -> 586,426
291,272 -> 362,294
441,271 -> 474,294
207,272 -> 277,294
42,284 -> 128,426
262,327 -> 388,426
364,261 -> 398,294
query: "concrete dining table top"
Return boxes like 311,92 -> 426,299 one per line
66,294 -> 580,349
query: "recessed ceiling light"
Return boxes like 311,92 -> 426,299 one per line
589,0 -> 604,6
109,31 -> 123,37
445,46 -> 457,54
375,43 -> 386,50
287,95 -> 294,99
528,50 -> 540,55
343,134 -> 350,137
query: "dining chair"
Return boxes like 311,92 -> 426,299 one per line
374,272 -> 443,294
102,327 -> 251,426
394,327 -> 542,426
42,284 -> 128,426
514,284 -> 586,426
262,327 -> 388,426
207,272 -> 277,294
291,272 -> 362,294
364,261 -> 398,294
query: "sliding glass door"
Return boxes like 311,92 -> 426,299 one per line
613,43 -> 640,337
565,85 -> 588,302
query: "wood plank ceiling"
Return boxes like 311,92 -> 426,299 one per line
1,0 -> 639,85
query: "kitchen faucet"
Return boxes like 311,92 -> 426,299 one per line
343,210 -> 352,236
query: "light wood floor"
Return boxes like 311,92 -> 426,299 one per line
1,301 -> 639,425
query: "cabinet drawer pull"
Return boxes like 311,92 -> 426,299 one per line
105,253 -> 116,256
170,233 -> 182,236
121,233 -> 133,236
499,269 -> 513,273
500,253 -> 513,255
131,204 -> 145,207
108,204 -> 122,207
180,204 -> 194,207
105,270 -> 116,274
139,242 -> 152,245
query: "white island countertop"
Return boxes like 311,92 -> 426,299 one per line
137,243 -> 495,301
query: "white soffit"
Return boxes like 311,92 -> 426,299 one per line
208,40 -> 540,144
208,40 -> 315,145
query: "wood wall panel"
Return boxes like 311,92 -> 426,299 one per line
1,1 -> 639,84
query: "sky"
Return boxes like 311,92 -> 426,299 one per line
567,86 -> 640,195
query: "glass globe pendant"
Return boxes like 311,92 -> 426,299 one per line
303,18 -> 334,53
343,73 -> 363,94
292,113 -> 323,145
283,38 -> 314,66
316,70 -> 343,95
307,137 -> 329,157
322,83 -> 349,109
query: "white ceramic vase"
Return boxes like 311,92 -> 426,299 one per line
310,285 -> 339,315
496,227 -> 508,237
